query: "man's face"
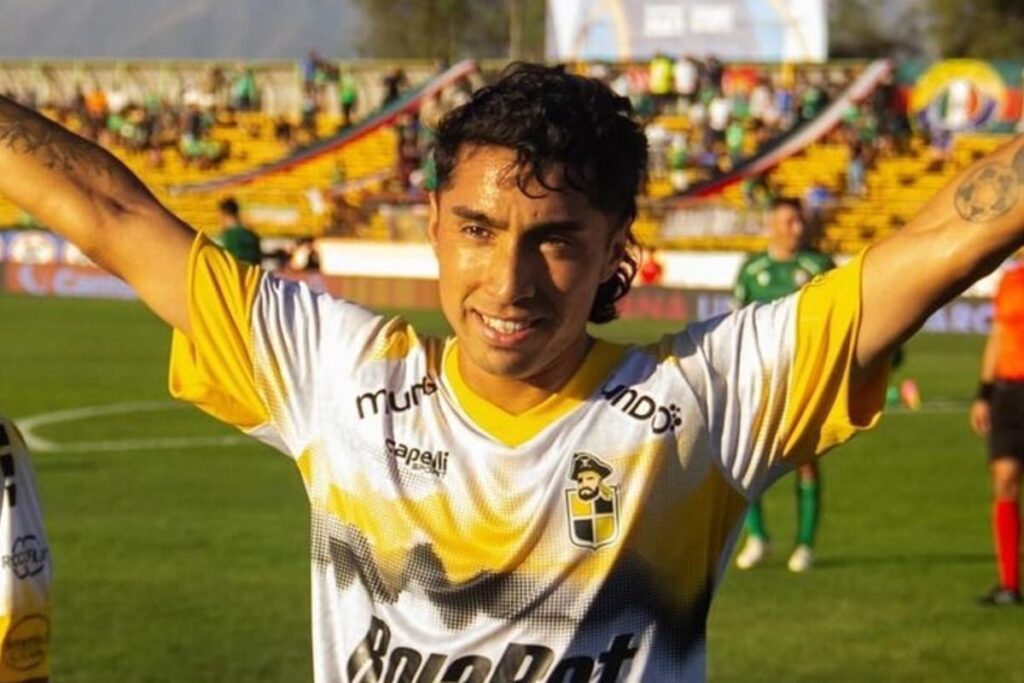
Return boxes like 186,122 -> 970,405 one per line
576,471 -> 603,500
428,145 -> 624,387
769,204 -> 805,257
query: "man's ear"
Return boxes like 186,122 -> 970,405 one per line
601,223 -> 629,283
427,191 -> 441,251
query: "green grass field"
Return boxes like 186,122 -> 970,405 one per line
0,293 -> 1021,682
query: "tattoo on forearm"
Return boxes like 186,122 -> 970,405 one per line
954,156 -> 1021,223
0,98 -> 112,176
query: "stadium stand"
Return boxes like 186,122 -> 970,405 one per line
0,57 -> 1017,257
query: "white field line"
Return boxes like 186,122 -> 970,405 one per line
883,399 -> 969,415
15,401 -> 251,453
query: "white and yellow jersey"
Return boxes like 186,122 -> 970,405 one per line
170,235 -> 886,682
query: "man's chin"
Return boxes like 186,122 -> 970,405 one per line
473,347 -> 541,380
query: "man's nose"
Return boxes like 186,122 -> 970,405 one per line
486,239 -> 536,303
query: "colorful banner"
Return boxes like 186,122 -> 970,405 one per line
901,59 -> 1024,135
546,0 -> 827,62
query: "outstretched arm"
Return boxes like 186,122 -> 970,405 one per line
0,95 -> 193,334
857,138 -> 1024,383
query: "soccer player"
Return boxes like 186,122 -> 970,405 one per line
216,196 -> 261,265
733,197 -> 835,573
3,63 -> 1024,680
970,252 -> 1024,606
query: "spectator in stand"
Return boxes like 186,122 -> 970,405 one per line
302,50 -> 323,92
106,82 -> 130,122
645,121 -> 670,181
804,178 -> 837,237
707,89 -> 731,147
381,68 -> 408,108
847,141 -> 868,197
970,252 -> 1024,605
674,56 -> 699,107
798,72 -> 827,123
395,112 -> 422,191
648,52 -> 674,114
725,119 -> 745,168
217,197 -> 261,266
748,74 -> 773,125
338,70 -> 358,128
667,133 -> 690,192
773,68 -> 798,131
301,86 -> 319,137
83,85 -> 108,134
703,54 -> 724,92
872,72 -> 911,155
274,116 -> 294,147
230,65 -> 259,111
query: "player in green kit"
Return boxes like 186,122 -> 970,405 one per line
734,197 -> 834,572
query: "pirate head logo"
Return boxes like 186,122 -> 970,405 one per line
565,452 -> 619,550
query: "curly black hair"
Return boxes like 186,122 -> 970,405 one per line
433,62 -> 649,324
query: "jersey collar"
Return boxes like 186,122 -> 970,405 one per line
442,338 -> 627,447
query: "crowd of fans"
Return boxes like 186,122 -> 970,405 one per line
4,66 -> 252,172
581,56 -> 911,207
0,53 -> 936,253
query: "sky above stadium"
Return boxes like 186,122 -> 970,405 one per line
0,0 -> 359,59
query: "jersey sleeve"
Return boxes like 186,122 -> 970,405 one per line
168,234 -> 382,458
682,250 -> 888,497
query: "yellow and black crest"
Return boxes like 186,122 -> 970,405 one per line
564,452 -> 619,550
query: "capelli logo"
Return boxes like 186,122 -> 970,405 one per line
600,384 -> 682,434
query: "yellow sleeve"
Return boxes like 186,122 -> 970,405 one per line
781,250 -> 888,464
168,234 -> 269,430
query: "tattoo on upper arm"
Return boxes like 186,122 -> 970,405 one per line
1013,145 -> 1024,182
954,159 -> 1021,223
0,98 -> 112,176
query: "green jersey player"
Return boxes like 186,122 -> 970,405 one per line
734,197 -> 835,573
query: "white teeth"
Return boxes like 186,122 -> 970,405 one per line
479,313 -> 530,334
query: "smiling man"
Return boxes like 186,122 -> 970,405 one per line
3,63 -> 1024,681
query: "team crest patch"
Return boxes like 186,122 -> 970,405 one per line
565,452 -> 619,550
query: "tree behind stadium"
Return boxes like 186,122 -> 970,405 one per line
928,0 -> 1024,58
352,0 -> 545,62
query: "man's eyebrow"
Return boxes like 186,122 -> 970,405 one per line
450,206 -> 585,234
451,206 -> 507,230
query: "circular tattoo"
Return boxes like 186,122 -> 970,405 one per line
955,163 -> 1019,223
1013,145 -> 1024,182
